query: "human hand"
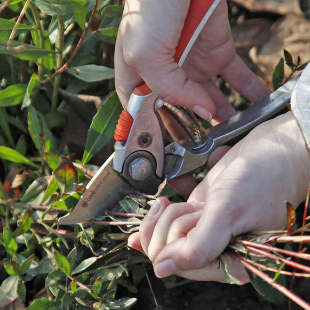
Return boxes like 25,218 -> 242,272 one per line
128,112 -> 310,283
115,0 -> 269,122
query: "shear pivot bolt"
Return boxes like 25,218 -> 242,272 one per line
129,157 -> 153,181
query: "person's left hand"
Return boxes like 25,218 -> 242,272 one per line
127,112 -> 310,283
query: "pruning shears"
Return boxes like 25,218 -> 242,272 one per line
59,0 -> 299,225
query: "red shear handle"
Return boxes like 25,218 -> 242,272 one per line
133,0 -> 217,96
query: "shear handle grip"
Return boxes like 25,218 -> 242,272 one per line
133,0 -> 218,96
207,77 -> 299,148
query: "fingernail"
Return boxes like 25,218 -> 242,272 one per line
148,198 -> 163,217
193,105 -> 212,121
154,259 -> 176,278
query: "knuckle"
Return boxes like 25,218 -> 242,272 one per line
123,45 -> 149,68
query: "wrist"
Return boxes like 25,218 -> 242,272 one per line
271,111 -> 310,206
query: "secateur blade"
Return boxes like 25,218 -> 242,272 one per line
58,154 -> 134,225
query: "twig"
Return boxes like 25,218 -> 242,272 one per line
242,257 -> 310,278
246,246 -> 310,273
7,0 -> 31,48
67,275 -> 92,294
32,224 -> 128,242
237,256 -> 310,310
30,2 -> 45,80
238,240 -> 310,261
51,15 -> 64,111
43,0 -> 99,83
72,162 -> 95,178
145,271 -> 160,307
300,187 -> 310,251
0,0 -> 9,14
106,211 -> 144,219
270,236 -> 310,243
81,220 -> 141,226
13,203 -> 67,213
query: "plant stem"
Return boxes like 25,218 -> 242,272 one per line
7,0 -> 31,48
246,245 -> 310,273
51,15 -> 64,111
30,2 -> 45,80
238,240 -> 310,261
237,256 -> 310,310
43,0 -> 99,83
242,257 -> 310,278
81,220 -> 141,226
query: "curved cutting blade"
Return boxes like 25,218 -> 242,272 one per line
58,154 -> 133,225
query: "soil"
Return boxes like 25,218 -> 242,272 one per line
132,271 -> 309,310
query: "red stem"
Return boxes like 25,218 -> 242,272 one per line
106,211 -> 144,219
246,246 -> 310,273
237,256 -> 310,310
239,240 -> 310,261
81,220 -> 141,226
243,258 -> 310,278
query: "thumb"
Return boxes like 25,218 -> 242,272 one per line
138,62 -> 216,120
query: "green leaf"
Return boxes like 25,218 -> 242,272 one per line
52,191 -> 80,211
99,27 -> 118,39
3,259 -> 18,276
27,256 -> 55,276
19,255 -> 35,274
71,257 -> 98,275
0,182 -> 5,199
26,297 -> 61,310
0,18 -> 33,41
54,158 -> 77,192
0,108 -> 14,146
220,256 -> 242,285
21,176 -> 50,202
32,0 -> 87,16
17,280 -> 26,303
92,277 -> 103,298
297,62 -> 309,71
0,146 -> 37,167
100,5 -> 123,28
7,115 -> 27,134
42,176 -> 58,203
15,211 -> 33,235
0,84 -> 26,107
74,5 -> 86,29
22,73 -> 40,109
44,152 -> 61,170
71,280 -> 77,293
2,229 -> 18,257
67,64 -> 114,82
55,251 -> 71,275
16,135 -> 27,155
0,41 -> 54,61
0,276 -> 19,308
45,270 -> 66,297
28,106 -> 44,155
284,49 -> 294,71
45,111 -> 66,129
106,297 -> 137,309
272,58 -> 284,90
247,260 -> 286,305
82,91 -> 122,164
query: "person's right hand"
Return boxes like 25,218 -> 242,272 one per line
115,0 -> 269,122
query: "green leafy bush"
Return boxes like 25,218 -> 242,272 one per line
0,1 -> 144,309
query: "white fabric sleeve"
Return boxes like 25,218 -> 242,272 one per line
291,63 -> 310,151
